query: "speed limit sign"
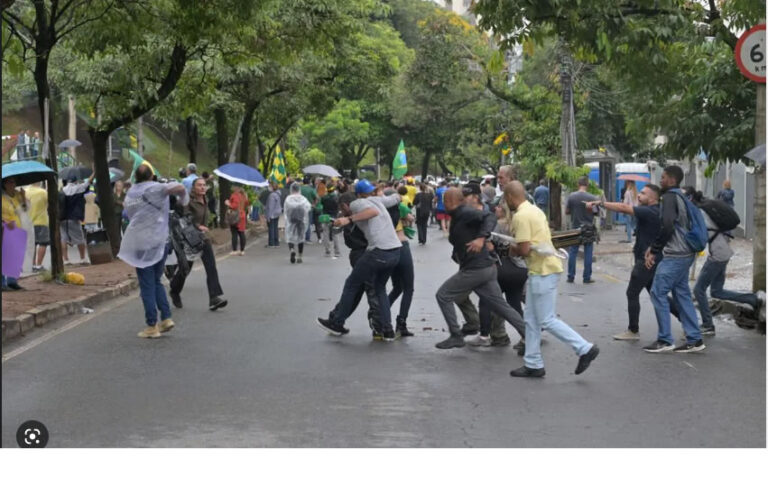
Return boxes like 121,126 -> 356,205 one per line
735,24 -> 766,83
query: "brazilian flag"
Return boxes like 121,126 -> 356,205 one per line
270,145 -> 287,187
392,140 -> 407,179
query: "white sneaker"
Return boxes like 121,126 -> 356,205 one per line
467,334 -> 491,347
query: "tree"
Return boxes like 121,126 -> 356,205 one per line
51,0 -> 255,255
2,0 -> 120,276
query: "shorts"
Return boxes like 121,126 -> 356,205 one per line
34,225 -> 50,246
60,219 -> 85,245
436,211 -> 450,221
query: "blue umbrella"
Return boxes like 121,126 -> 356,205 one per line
1,160 -> 57,186
213,162 -> 268,187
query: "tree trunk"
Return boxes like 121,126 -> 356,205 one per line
89,129 -> 121,255
341,149 -> 358,179
753,82 -> 765,293
215,107 -> 231,217
437,154 -> 451,176
257,135 -> 267,176
34,52 -> 64,277
421,151 -> 432,179
550,180 -> 563,231
239,104 -> 256,165
185,116 -> 198,164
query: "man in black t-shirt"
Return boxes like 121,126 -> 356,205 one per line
413,183 -> 434,245
587,184 -> 662,340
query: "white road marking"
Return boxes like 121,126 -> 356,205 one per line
3,237 -> 261,362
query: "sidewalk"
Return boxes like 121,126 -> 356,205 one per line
2,222 -> 265,343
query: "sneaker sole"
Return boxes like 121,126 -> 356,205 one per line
643,346 -> 675,353
674,345 -> 706,353
613,335 -> 640,341
317,319 -> 344,336
209,301 -> 228,311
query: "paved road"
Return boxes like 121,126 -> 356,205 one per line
2,226 -> 765,447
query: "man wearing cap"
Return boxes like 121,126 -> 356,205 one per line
317,179 -> 402,342
181,163 -> 198,192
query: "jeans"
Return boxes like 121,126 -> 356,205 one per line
170,241 -> 223,300
567,243 -> 593,281
523,273 -> 593,369
692,259 -> 757,328
2,275 -> 18,288
231,227 -> 246,251
330,247 -> 401,331
323,223 -> 340,255
625,215 -> 635,242
416,215 -> 429,244
267,218 -> 279,246
435,265 -> 525,337
136,254 -> 172,326
305,211 -> 313,241
330,249 -> 380,331
480,260 -> 528,338
388,241 -> 414,321
651,255 -> 701,345
626,257 -> 657,332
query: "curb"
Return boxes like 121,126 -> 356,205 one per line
1,278 -> 139,344
1,224 -> 265,344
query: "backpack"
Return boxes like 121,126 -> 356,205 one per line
698,199 -> 740,232
670,189 -> 708,253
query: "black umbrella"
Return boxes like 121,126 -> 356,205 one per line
59,166 -> 92,182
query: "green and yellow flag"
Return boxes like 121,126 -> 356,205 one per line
270,145 -> 287,187
392,140 -> 407,179
494,131 -> 511,155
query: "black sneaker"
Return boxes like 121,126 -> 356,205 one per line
382,328 -> 396,342
566,278 -> 574,283
673,340 -> 706,353
7,282 -> 23,290
509,366 -> 545,378
435,335 -> 465,349
209,296 -> 228,311
583,279 -> 596,284
396,317 -> 414,337
317,317 -> 349,336
700,326 -> 715,336
575,345 -> 599,375
642,340 -> 675,353
490,334 -> 511,347
372,330 -> 383,341
290,251 -> 296,264
170,291 -> 183,309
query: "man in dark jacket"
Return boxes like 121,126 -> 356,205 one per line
169,177 -> 227,312
434,187 -> 526,349
643,165 -> 703,353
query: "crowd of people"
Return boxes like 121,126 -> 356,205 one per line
2,158 -> 763,379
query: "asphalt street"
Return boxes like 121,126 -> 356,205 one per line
2,225 -> 765,447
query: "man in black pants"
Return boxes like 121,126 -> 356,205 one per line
317,180 -> 401,342
169,177 -> 228,312
587,183 -> 661,340
414,183 -> 433,245
434,188 -> 526,349
328,192 -> 382,337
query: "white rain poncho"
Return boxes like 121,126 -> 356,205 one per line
118,181 -> 188,268
283,193 -> 311,244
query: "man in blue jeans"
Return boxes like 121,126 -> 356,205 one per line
669,194 -> 765,334
118,163 -> 188,339
643,165 -> 704,353
565,176 -> 599,283
317,180 -> 402,342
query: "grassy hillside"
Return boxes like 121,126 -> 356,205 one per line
2,104 -> 217,177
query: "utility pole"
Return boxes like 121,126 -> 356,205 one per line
376,146 -> 381,181
753,81 -> 765,293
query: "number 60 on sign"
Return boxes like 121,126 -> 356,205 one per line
735,24 -> 766,83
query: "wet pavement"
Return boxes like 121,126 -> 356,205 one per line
2,225 -> 765,447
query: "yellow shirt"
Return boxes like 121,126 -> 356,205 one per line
511,200 -> 563,276
2,192 -> 22,226
404,185 -> 417,207
25,185 -> 49,226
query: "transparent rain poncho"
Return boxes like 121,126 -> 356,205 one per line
117,182 -> 188,268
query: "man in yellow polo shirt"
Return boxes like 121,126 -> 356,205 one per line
505,181 -> 599,378
25,182 -> 49,272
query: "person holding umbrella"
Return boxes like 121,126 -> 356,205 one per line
2,177 -> 26,290
60,170 -> 95,265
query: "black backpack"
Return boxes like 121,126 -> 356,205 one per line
698,199 -> 740,233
